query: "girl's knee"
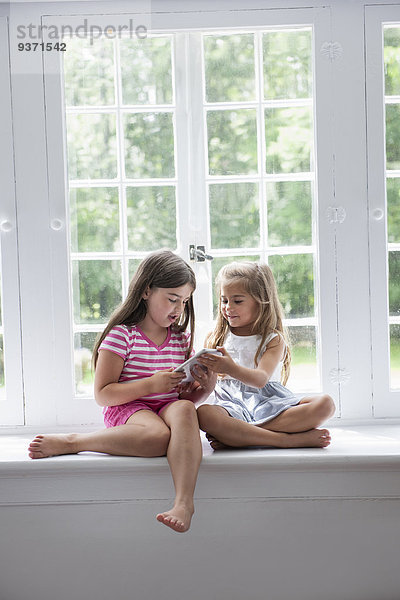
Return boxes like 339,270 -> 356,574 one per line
197,404 -> 216,431
142,425 -> 170,457
314,394 -> 335,421
170,399 -> 198,423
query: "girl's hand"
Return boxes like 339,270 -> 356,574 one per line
150,368 -> 185,394
176,380 -> 198,395
190,364 -> 217,394
197,346 -> 236,377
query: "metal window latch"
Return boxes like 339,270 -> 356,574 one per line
189,245 -> 214,262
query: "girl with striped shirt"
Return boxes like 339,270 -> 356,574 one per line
28,250 -> 216,533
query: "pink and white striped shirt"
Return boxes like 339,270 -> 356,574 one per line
99,324 -> 193,404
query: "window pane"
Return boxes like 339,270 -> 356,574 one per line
209,183 -> 259,249
203,33 -> 255,103
269,254 -> 314,319
66,113 -> 117,180
70,187 -> 120,252
386,178 -> 400,243
120,36 -> 173,105
72,260 -> 122,324
390,324 -> 400,389
263,30 -> 312,100
265,106 -> 313,173
129,259 -> 142,281
211,255 -> 260,317
207,109 -> 258,175
385,104 -> 400,171
126,186 -> 177,251
287,325 -> 319,392
384,28 -> 400,97
74,332 -> 96,396
266,181 -> 312,246
389,251 -> 400,316
124,113 -> 175,178
63,38 -> 115,106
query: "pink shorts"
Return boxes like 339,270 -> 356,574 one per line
103,398 -> 178,428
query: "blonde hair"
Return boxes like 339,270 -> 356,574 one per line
205,261 -> 291,385
93,250 -> 196,368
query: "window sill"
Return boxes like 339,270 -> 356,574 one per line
1,422 -> 400,505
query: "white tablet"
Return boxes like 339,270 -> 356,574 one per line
174,348 -> 222,383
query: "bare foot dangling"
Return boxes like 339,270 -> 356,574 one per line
156,503 -> 194,533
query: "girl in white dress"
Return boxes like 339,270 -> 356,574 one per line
197,261 -> 335,450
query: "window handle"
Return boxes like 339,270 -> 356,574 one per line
189,245 -> 213,262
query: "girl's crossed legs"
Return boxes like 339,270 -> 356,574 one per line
28,399 -> 202,533
197,394 -> 335,450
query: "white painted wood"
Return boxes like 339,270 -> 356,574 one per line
1,424 -> 400,600
326,2 -> 375,418
0,17 -> 24,425
366,5 -> 400,416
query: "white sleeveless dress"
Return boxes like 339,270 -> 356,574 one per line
212,331 -> 305,426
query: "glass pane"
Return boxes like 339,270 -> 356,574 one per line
129,259 -> 142,281
70,187 -> 120,252
207,109 -> 258,175
66,113 -> 117,180
385,104 -> 400,171
386,178 -> 400,243
120,36 -> 173,105
263,30 -> 312,100
63,38 -> 115,106
74,332 -> 97,396
265,106 -> 313,174
266,181 -> 312,246
126,186 -> 177,251
209,183 -> 259,249
269,254 -> 314,319
124,113 -> 175,178
389,251 -> 400,316
0,335 -> 4,401
390,324 -> 400,389
287,326 -> 319,392
211,255 -> 260,318
203,33 -> 255,103
72,260 -> 122,324
384,27 -> 400,97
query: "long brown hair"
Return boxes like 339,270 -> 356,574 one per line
205,261 -> 291,384
93,250 -> 196,368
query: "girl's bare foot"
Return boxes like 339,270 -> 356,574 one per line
156,502 -> 194,533
284,428 -> 331,449
28,434 -> 78,459
206,433 -> 229,451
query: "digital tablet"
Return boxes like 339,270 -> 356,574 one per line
174,348 -> 222,383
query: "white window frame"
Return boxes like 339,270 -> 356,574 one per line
5,0 -> 396,425
366,4 -> 400,417
0,16 -> 24,425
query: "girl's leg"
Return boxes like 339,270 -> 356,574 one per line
156,400 -> 202,533
28,410 -> 171,459
197,404 -> 331,450
262,394 -> 336,433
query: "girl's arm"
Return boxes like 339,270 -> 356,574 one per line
198,336 -> 285,389
94,349 -> 185,407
